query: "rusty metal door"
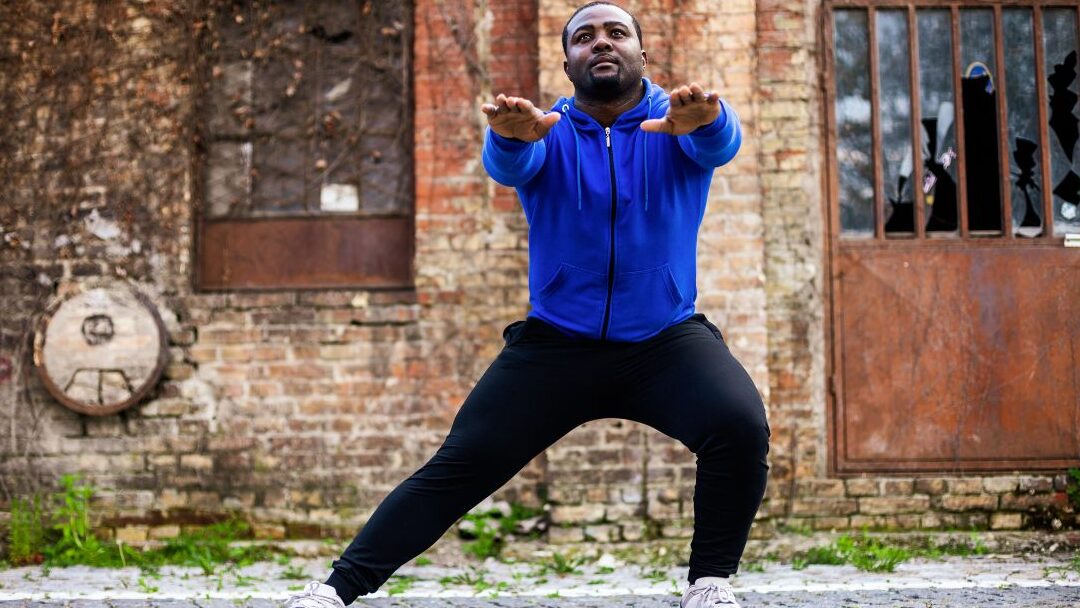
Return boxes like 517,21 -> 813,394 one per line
825,2 -> 1080,473
833,244 -> 1079,472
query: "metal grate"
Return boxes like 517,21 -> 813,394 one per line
826,2 -> 1080,241
201,0 -> 412,219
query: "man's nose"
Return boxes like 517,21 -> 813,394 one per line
591,35 -> 613,51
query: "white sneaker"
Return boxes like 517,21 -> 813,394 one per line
681,576 -> 741,607
284,582 -> 347,608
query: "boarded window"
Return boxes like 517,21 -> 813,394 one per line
196,1 -> 413,290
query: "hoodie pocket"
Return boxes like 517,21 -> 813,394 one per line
535,263 -> 607,335
606,264 -> 685,339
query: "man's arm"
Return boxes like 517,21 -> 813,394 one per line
640,82 -> 742,169
481,94 -> 560,187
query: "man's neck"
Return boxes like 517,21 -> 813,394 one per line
573,82 -> 645,127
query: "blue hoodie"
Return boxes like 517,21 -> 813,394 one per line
482,78 -> 742,342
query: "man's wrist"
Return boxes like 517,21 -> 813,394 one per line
688,103 -> 728,137
487,128 -> 532,148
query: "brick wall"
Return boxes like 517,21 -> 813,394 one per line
0,0 -> 543,541
0,0 -> 1074,547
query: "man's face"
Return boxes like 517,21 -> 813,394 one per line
563,4 -> 646,100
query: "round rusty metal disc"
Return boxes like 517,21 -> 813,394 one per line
33,281 -> 168,416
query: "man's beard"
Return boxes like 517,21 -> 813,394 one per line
580,70 -> 626,101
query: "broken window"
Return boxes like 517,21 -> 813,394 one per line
834,9 -> 874,235
1004,9 -> 1043,237
878,10 -> 916,235
197,1 -> 413,290
1044,9 -> 1080,235
830,3 -> 1080,240
917,9 -> 958,234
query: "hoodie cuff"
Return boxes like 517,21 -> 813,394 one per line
486,128 -> 533,151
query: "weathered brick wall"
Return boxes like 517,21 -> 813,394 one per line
0,0 -> 544,541
0,0 -> 1073,547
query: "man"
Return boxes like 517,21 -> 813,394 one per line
287,2 -> 769,607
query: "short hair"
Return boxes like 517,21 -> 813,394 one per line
561,1 -> 643,55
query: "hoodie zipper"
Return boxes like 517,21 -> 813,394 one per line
600,127 -> 617,341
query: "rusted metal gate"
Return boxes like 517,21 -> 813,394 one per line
824,0 -> 1080,473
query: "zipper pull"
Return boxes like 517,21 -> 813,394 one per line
605,127 -> 611,149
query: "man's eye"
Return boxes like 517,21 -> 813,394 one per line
612,30 -> 625,37
578,33 -> 591,42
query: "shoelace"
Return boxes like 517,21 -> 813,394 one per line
286,582 -> 343,608
686,581 -> 738,606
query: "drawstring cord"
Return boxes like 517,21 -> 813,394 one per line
561,104 -> 583,211
642,93 -> 652,212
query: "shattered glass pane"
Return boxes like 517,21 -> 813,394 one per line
877,10 -> 914,235
1003,9 -> 1043,237
1043,9 -> 1080,235
918,9 -> 959,233
960,9 -> 1002,233
834,9 -> 875,236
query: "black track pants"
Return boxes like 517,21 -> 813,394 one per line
325,314 -> 770,604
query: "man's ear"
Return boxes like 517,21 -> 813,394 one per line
563,59 -> 569,77
641,50 -> 648,69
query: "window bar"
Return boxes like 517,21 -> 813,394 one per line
951,5 -> 970,238
304,1 -> 316,213
869,7 -> 886,240
908,6 -> 926,239
993,5 -> 1013,237
355,4 -> 365,213
825,6 -> 842,244
1032,6 -> 1054,239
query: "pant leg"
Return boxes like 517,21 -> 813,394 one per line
326,319 -> 603,604
618,314 -> 770,582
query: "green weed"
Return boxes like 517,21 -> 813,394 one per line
641,567 -> 669,582
279,563 -> 309,580
741,560 -> 766,573
1066,468 -> 1080,510
136,577 -> 159,594
386,574 -> 418,596
3,475 -> 272,574
439,566 -> 488,587
7,495 -> 47,565
458,503 -> 544,560
793,534 -> 909,572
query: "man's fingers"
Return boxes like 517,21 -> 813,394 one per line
539,112 -> 561,127
533,112 -> 562,138
639,118 -> 673,134
511,98 -> 533,114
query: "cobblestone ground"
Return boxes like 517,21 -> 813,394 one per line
2,538 -> 1078,608
5,588 -> 1080,607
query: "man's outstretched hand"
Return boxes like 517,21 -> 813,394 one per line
640,82 -> 721,135
482,94 -> 561,142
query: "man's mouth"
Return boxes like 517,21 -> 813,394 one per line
590,56 -> 618,69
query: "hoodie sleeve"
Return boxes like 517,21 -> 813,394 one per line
676,99 -> 742,169
482,128 -> 548,187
